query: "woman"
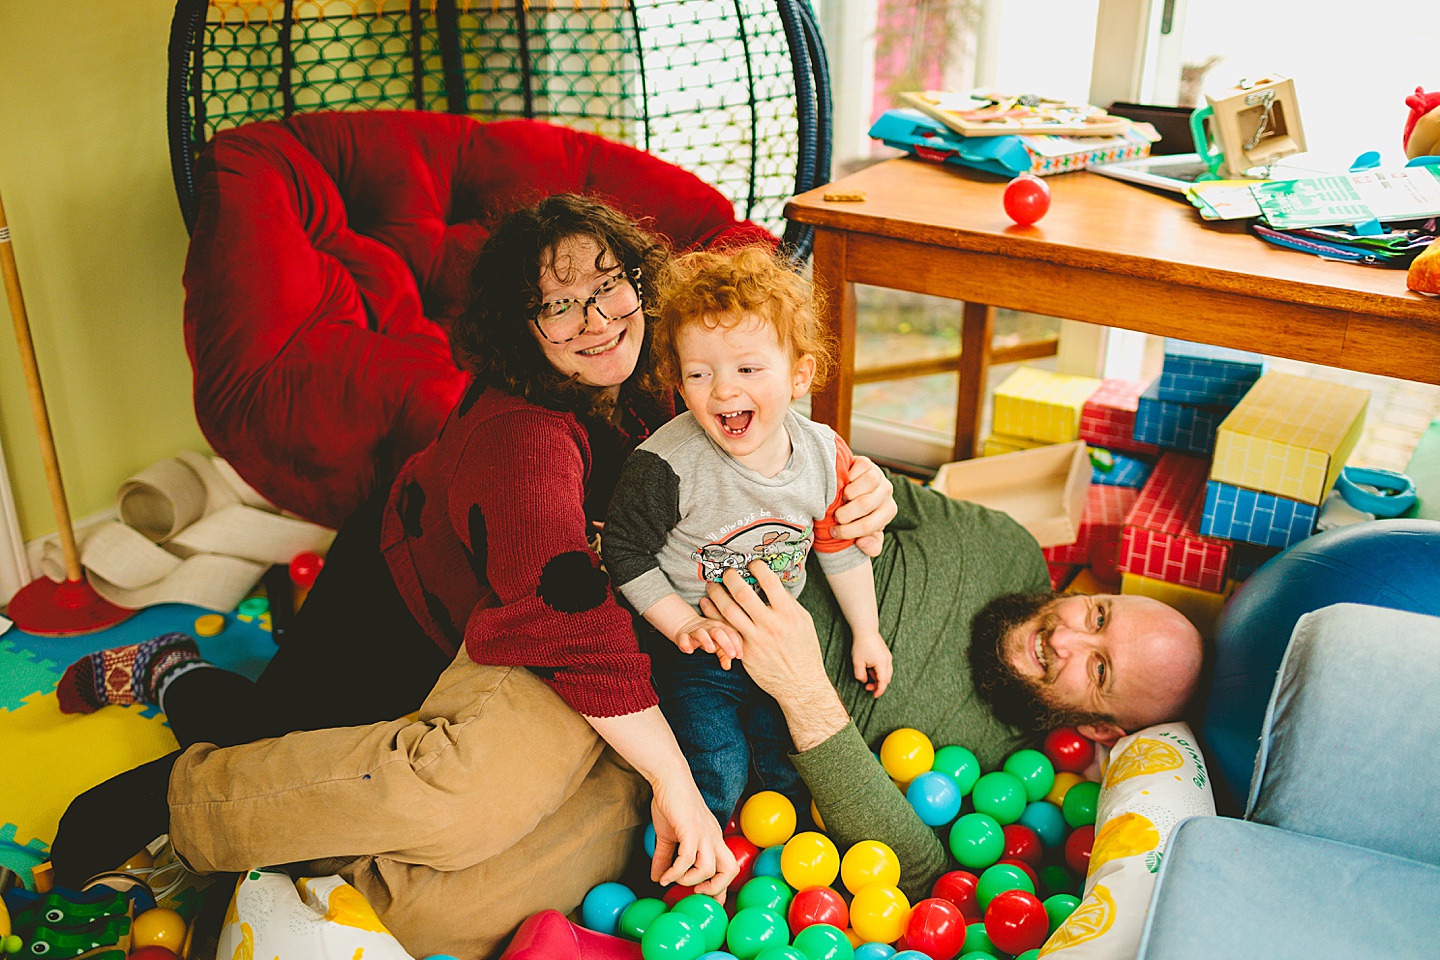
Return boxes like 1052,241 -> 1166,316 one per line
51,196 -> 897,923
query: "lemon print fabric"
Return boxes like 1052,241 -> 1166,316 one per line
1040,884 -> 1117,954
231,922 -> 254,960
216,871 -> 415,960
1103,738 -> 1183,788
1089,812 -> 1161,873
301,876 -> 393,934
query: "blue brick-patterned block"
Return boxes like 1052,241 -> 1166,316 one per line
1200,480 -> 1317,548
1134,380 -> 1226,456
1158,339 -> 1264,406
1092,452 -> 1153,488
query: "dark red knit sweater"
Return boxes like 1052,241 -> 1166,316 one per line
380,383 -> 672,717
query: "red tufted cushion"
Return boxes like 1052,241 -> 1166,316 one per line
183,111 -> 777,527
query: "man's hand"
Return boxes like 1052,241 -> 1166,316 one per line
833,455 -> 896,557
851,632 -> 893,698
649,776 -> 738,899
673,615 -> 742,670
701,560 -> 851,751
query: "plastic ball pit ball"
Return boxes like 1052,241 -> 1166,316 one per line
1064,825 -> 1095,875
1002,175 -> 1051,226
755,947 -> 807,960
1042,893 -> 1080,935
889,951 -> 930,960
643,912 -> 705,960
742,792 -> 798,849
789,887 -> 849,933
1061,780 -> 1100,829
1000,825 -> 1042,868
645,823 -> 658,857
970,772 -> 1027,825
665,884 -> 699,908
904,898 -> 967,960
781,833 -> 840,889
1001,750 -> 1055,803
853,944 -> 895,960
754,845 -> 786,880
930,746 -> 981,795
791,923 -> 855,960
930,871 -> 981,922
1044,771 -> 1084,807
881,729 -> 936,783
738,877 -> 794,915
947,813 -> 1004,870
840,840 -> 902,895
997,858 -> 1039,892
726,908 -> 790,960
583,882 -> 638,935
849,885 -> 911,945
975,864 -> 1033,910
1016,800 -> 1066,849
620,899 -> 670,940
728,835 -> 763,891
982,889 -> 1048,955
699,954 -> 741,960
1042,728 -> 1094,773
810,800 -> 826,832
959,922 -> 998,956
132,909 -> 187,950
907,772 -> 962,827
674,895 -> 730,953
1038,864 -> 1075,899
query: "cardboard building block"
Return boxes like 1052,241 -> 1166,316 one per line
1121,572 -> 1235,640
1080,378 -> 1162,456
1044,484 -> 1140,580
1119,452 -> 1231,593
1210,371 -> 1369,505
1067,566 -> 1120,595
1403,417 -> 1440,520
982,432 -> 1050,457
932,441 -> 1091,548
1158,339 -> 1265,406
1200,479 -> 1318,549
1092,452 -> 1154,488
1134,379 -> 1228,457
1048,561 -> 1080,591
992,367 -> 1103,443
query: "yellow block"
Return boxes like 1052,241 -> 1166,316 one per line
992,367 -> 1103,443
1121,572 -> 1235,639
982,432 -> 1050,457
1210,372 -> 1369,505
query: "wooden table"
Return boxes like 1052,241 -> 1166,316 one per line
785,158 -> 1440,461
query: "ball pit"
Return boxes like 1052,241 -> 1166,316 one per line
881,729 -> 936,784
841,840 -> 901,895
791,923 -> 855,960
742,792 -> 799,849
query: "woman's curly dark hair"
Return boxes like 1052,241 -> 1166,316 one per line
449,194 -> 672,421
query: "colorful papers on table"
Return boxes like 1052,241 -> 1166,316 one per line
1249,165 -> 1440,229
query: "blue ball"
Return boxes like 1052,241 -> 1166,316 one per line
644,822 -> 658,858
906,771 -> 962,827
1018,800 -> 1067,849
698,954 -> 741,960
891,953 -> 931,960
854,944 -> 897,960
423,956 -> 461,960
581,881 -> 637,936
753,844 -> 786,879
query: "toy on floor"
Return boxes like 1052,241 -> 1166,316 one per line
2,884 -> 138,959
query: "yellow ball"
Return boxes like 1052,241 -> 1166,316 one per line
740,791 -> 797,848
810,799 -> 826,833
849,884 -> 911,944
880,728 -> 935,784
1046,771 -> 1085,807
780,831 -> 840,890
840,839 -> 901,895
132,908 -> 188,950
118,849 -> 154,871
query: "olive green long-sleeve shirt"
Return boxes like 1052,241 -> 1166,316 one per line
795,474 -> 1050,901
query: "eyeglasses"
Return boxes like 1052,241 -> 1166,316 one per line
531,268 -> 643,344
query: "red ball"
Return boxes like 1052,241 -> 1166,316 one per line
998,857 -> 1039,891
905,898 -> 968,960
1002,174 -> 1051,225
983,889 -> 1049,955
1065,824 -> 1096,876
724,812 -> 743,836
128,949 -> 181,960
1001,824 -> 1042,868
724,834 -> 760,891
288,550 -> 325,589
1043,727 -> 1095,774
930,870 -> 981,923
663,883 -> 697,907
789,885 -> 849,933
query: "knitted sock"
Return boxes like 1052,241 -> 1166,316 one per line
56,633 -> 203,715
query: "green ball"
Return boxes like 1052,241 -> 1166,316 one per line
948,812 -> 1005,869
642,913 -> 705,960
726,908 -> 789,960
960,921 -> 1000,955
619,898 -> 669,941
971,771 -> 1028,825
1043,893 -> 1081,935
1062,780 -> 1101,828
932,745 -> 982,795
1002,749 -> 1055,803
791,923 -> 855,960
1039,864 -> 1076,897
976,863 -> 1034,909
673,895 -> 730,952
754,948 -> 808,960
737,876 -> 794,915
1016,951 -> 1041,960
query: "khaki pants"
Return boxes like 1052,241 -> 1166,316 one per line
168,649 -> 649,959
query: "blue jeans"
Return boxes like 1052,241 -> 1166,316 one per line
644,629 -> 805,825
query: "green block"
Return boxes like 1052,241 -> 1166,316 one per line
1403,418 -> 1440,520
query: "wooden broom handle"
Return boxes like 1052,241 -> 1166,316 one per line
0,187 -> 83,582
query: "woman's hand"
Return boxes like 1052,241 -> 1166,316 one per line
649,774 -> 738,899
832,456 -> 896,557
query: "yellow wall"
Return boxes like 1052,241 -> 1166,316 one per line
0,2 -> 205,541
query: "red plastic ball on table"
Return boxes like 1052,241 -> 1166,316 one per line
1001,824 -> 1042,868
289,550 -> 325,589
789,886 -> 849,933
983,889 -> 1049,955
905,898 -> 967,960
1065,824 -> 1095,876
1043,728 -> 1095,774
725,834 -> 760,891
930,870 -> 981,923
1002,175 -> 1051,226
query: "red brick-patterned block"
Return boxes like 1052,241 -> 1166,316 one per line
1119,453 -> 1230,592
1080,378 -> 1162,457
1044,484 -> 1140,581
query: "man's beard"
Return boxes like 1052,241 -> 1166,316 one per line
969,591 -> 1110,734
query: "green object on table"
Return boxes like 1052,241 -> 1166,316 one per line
736,877 -> 793,916
1062,780 -> 1101,828
932,745 -> 982,796
790,924 -> 854,960
1403,418 -> 1440,520
725,908 -> 788,960
671,895 -> 728,953
1003,749 -> 1056,803
641,912 -> 704,960
619,898 -> 669,941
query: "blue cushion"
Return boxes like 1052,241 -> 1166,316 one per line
1139,817 -> 1440,959
1248,603 -> 1440,866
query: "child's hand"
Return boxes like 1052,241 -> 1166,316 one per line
673,616 -> 744,669
851,632 -> 893,697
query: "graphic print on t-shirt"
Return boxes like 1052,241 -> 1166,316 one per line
690,519 -> 813,586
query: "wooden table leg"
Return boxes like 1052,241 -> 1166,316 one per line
808,228 -> 855,442
953,301 -> 994,461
